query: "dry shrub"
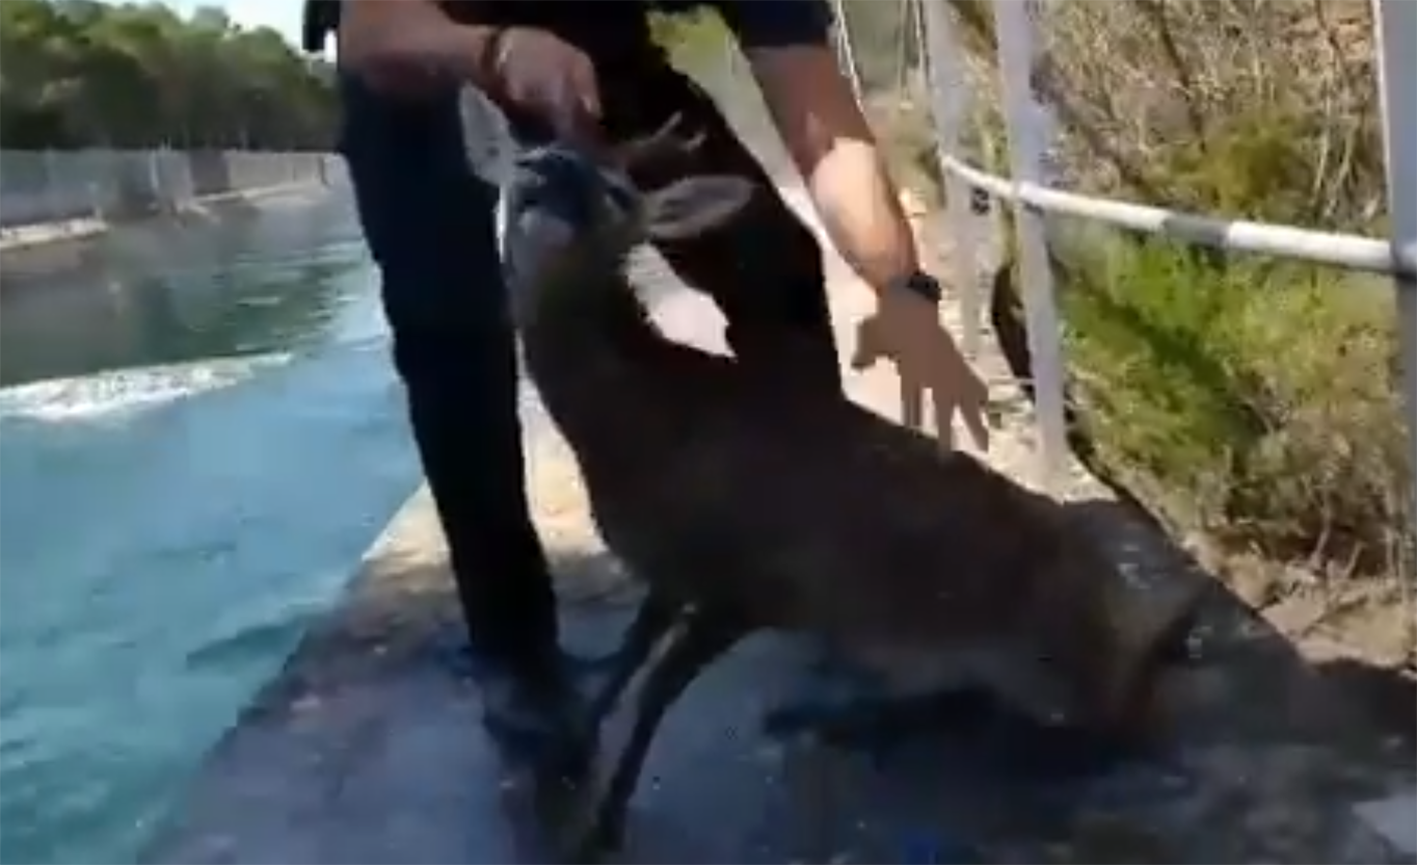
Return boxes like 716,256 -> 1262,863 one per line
924,0 -> 1384,225
866,89 -> 947,210
903,0 -> 1411,586
1033,0 -> 1385,228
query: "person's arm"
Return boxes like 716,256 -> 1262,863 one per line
720,0 -> 920,295
335,1 -> 601,143
336,0 -> 500,89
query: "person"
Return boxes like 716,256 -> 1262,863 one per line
306,0 -> 992,765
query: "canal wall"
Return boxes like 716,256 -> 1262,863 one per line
0,149 -> 342,232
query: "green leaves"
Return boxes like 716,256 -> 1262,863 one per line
1052,232 -> 1408,573
0,0 -> 336,150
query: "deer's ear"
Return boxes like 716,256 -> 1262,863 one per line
643,176 -> 755,241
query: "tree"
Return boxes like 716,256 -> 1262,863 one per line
0,0 -> 337,150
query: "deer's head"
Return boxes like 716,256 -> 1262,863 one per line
499,115 -> 754,323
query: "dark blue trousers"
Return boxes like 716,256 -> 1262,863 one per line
339,60 -> 840,662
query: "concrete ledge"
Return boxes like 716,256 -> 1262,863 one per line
0,218 -> 108,253
0,181 -> 329,256
176,181 -> 328,217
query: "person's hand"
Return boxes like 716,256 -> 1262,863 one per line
851,290 -> 992,452
485,27 -> 603,148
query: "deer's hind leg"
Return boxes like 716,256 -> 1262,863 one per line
583,590 -> 683,732
569,605 -> 746,861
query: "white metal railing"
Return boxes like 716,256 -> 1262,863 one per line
834,0 -> 1417,513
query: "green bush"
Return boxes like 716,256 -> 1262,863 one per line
881,0 -> 1413,595
1047,231 -> 1409,578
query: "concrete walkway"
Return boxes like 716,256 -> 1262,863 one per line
146,190 -> 1416,863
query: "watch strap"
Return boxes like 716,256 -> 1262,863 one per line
893,271 -> 943,304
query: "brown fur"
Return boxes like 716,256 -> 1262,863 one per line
499,138 -> 1203,857
526,294 -> 1194,728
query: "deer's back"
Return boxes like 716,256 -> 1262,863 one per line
575,364 -> 1100,652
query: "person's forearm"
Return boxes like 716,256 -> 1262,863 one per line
804,137 -> 921,292
750,46 -> 920,295
338,0 -> 501,87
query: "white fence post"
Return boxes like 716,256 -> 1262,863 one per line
1373,0 -> 1417,541
920,0 -> 982,358
829,0 -> 865,102
148,150 -> 164,212
991,0 -> 1068,490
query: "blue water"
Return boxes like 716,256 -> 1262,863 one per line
0,196 -> 424,864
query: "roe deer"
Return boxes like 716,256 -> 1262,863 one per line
496,120 -> 1204,860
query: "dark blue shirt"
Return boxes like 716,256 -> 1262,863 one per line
663,1 -> 833,49
451,0 -> 834,55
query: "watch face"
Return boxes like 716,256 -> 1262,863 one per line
903,272 -> 943,303
970,186 -> 992,215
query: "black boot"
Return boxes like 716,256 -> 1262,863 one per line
468,642 -> 588,780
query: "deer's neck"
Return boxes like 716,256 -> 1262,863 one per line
518,273 -> 677,464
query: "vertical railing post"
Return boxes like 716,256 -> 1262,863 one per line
0,149 -> 7,232
991,0 -> 1067,490
830,0 -> 865,102
1372,0 -> 1417,543
920,0 -> 982,358
149,149 -> 164,213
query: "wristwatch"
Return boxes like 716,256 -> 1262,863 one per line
892,271 -> 944,304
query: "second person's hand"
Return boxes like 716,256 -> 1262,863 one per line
852,288 -> 992,453
485,27 -> 604,149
